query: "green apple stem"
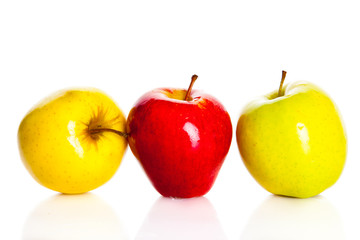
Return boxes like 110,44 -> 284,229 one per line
184,74 -> 198,101
278,70 -> 287,97
89,128 -> 128,138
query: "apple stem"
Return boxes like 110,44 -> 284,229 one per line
184,74 -> 198,101
278,70 -> 287,97
89,128 -> 128,138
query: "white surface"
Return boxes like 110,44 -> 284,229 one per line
1,0 -> 359,239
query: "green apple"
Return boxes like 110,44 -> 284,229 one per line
236,71 -> 347,198
18,88 -> 128,194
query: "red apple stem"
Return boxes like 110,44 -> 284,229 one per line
278,70 -> 287,97
184,74 -> 198,101
89,128 -> 128,138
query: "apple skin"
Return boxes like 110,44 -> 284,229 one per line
127,88 -> 232,198
18,88 -> 127,194
236,81 -> 347,198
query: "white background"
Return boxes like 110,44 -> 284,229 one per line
1,0 -> 359,239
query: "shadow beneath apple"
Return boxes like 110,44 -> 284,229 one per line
240,195 -> 345,240
136,196 -> 227,240
22,193 -> 128,240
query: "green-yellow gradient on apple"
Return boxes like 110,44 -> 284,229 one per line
18,88 -> 127,194
236,71 -> 347,198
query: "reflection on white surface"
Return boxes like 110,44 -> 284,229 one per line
22,193 -> 128,240
241,195 -> 345,240
136,197 -> 227,240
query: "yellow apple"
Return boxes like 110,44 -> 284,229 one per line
18,88 -> 127,194
236,71 -> 347,198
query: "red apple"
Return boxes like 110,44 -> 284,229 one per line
127,75 -> 232,198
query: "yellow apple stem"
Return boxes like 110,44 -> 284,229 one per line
184,74 -> 198,101
278,70 -> 287,97
89,128 -> 128,138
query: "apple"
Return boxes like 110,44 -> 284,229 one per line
236,71 -> 347,198
18,88 -> 128,194
127,75 -> 232,198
